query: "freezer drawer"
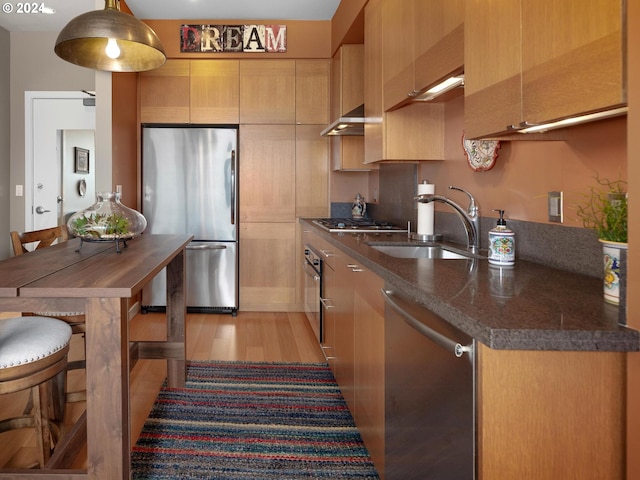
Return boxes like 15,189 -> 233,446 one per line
142,241 -> 238,313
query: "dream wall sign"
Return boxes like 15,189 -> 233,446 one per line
181,25 -> 287,53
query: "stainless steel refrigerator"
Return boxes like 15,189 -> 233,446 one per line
141,125 -> 238,315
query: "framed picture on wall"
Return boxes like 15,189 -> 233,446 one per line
75,147 -> 89,174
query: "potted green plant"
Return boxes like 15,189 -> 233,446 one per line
576,176 -> 627,305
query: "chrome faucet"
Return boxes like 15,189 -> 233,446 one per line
414,185 -> 481,253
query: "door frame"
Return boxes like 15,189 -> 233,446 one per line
24,91 -> 95,231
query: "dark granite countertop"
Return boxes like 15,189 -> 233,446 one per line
301,219 -> 639,352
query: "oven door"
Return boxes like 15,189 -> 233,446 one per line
303,259 -> 322,342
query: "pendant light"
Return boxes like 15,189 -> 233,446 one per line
54,0 -> 166,72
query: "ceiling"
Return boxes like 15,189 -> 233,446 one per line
0,0 -> 341,32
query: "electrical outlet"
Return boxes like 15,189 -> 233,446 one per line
15,185 -> 23,197
548,191 -> 563,223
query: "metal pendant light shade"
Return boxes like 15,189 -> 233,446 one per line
54,0 -> 166,72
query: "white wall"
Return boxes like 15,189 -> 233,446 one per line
8,31 -> 95,239
0,26 -> 9,259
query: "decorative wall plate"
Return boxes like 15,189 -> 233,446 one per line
462,133 -> 500,172
77,178 -> 87,197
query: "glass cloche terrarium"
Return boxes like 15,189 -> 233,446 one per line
67,192 -> 147,253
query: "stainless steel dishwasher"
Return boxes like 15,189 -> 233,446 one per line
382,289 -> 475,480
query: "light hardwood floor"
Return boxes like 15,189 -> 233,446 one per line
0,311 -> 326,469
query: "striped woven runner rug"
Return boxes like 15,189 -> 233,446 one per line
131,361 -> 379,479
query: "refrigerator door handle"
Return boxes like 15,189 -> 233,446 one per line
187,244 -> 228,251
230,149 -> 236,225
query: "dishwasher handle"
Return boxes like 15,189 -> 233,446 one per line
381,289 -> 473,359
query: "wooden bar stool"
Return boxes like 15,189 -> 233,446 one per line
0,316 -> 72,468
10,226 -> 86,403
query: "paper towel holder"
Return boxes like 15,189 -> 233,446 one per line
410,232 -> 443,242
409,213 -> 443,242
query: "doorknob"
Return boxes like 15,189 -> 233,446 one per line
35,206 -> 51,214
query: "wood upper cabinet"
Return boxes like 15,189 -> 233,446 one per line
140,59 -> 239,124
331,136 -> 369,171
381,0 -> 415,111
364,0 -> 384,164
295,125 -> 329,218
465,0 -> 626,139
240,60 -> 296,124
139,59 -> 190,123
330,45 -> 368,171
239,124 -> 295,222
295,60 -> 330,125
190,60 -> 239,124
365,0 -> 445,163
332,44 -> 365,117
383,0 -> 464,111
413,0 -> 464,98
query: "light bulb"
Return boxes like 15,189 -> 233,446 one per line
105,38 -> 121,59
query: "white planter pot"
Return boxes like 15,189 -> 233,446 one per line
599,239 -> 628,305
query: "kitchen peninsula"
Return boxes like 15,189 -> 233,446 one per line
302,218 -> 636,480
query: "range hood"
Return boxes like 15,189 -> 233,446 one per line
321,105 -> 365,136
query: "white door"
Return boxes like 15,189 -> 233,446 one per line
25,92 -> 95,231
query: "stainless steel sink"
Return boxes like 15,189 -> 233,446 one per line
369,244 -> 471,259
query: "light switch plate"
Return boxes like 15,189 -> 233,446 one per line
548,191 -> 563,223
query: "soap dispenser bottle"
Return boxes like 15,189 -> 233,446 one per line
488,209 -> 515,266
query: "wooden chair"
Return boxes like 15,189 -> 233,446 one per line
0,316 -> 72,468
10,226 -> 86,403
10,225 -> 69,255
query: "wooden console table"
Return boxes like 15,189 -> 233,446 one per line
0,234 -> 192,479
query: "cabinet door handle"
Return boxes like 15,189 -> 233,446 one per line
320,298 -> 335,309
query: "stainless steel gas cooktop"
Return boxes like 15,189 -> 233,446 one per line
312,218 -> 408,233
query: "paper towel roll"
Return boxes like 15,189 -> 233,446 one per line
417,182 -> 435,235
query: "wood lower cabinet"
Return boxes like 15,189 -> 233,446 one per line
239,223 -> 297,310
308,236 -> 385,476
321,258 -> 336,368
353,265 -> 385,477
307,230 -> 625,480
333,256 -> 356,412
477,343 -> 625,479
